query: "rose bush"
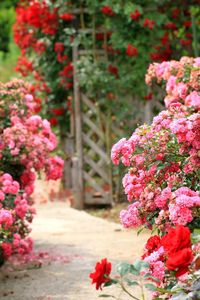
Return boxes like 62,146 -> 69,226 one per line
0,79 -> 64,265
13,0 -> 200,136
91,57 -> 200,299
111,57 -> 200,232
90,226 -> 200,300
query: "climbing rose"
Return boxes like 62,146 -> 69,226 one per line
126,44 -> 138,57
130,9 -> 141,20
60,13 -> 74,21
143,18 -> 155,29
90,258 -> 112,290
101,6 -> 115,16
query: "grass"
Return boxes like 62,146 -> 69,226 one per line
0,39 -> 20,83
86,203 -> 127,223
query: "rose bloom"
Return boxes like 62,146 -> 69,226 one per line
101,6 -> 115,16
130,9 -> 141,20
145,235 -> 161,254
161,225 -> 191,254
161,225 -> 193,277
126,44 -> 138,57
60,13 -> 74,21
166,248 -> 193,277
90,258 -> 112,290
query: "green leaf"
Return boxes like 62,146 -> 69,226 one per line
129,265 -> 140,276
133,260 -> 149,272
116,262 -> 130,276
104,279 -> 118,287
137,227 -> 144,235
125,278 -> 139,287
145,283 -> 157,291
144,274 -> 161,283
99,294 -> 115,298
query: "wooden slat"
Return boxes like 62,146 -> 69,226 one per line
83,171 -> 105,195
79,50 -> 107,56
82,114 -> 104,140
88,158 -> 105,177
84,155 -> 110,183
78,28 -> 111,34
83,133 -> 108,162
72,45 -> 84,209
82,94 -> 98,114
111,125 -> 124,138
84,193 -> 111,205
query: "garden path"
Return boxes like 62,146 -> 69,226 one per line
0,202 -> 150,300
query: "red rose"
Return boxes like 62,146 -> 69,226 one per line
130,9 -> 141,20
164,22 -> 177,30
49,118 -> 58,126
60,13 -> 74,21
126,44 -> 138,57
161,225 -> 191,254
143,18 -> 155,30
101,6 -> 115,16
54,42 -> 64,53
145,235 -> 161,253
183,21 -> 192,28
166,248 -> 193,277
108,64 -> 118,77
180,39 -> 192,46
90,258 -> 112,290
52,108 -> 65,116
172,8 -> 180,19
144,92 -> 153,101
57,54 -> 68,63
2,242 -> 12,258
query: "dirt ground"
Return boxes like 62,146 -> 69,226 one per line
0,202 -> 150,300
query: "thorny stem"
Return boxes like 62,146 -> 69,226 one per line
140,278 -> 145,300
120,281 -> 140,300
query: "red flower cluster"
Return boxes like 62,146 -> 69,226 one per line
130,9 -> 141,20
143,18 -> 155,30
162,225 -> 193,277
54,42 -> 65,53
60,13 -> 74,21
52,108 -> 65,116
126,44 -> 138,57
101,5 -> 115,16
108,64 -> 118,77
90,258 -> 112,290
14,0 -> 74,130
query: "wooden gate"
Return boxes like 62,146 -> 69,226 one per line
71,46 -> 113,208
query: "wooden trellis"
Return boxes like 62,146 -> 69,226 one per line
68,8 -> 165,208
72,45 -> 113,208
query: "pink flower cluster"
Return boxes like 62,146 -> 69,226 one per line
0,80 -> 64,265
145,57 -> 200,109
0,172 -> 34,260
112,57 -> 200,232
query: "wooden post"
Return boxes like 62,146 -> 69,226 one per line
144,101 -> 152,125
62,136 -> 74,189
72,44 -> 84,209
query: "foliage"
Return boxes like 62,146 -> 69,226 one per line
0,8 -> 16,54
13,0 -> 200,136
0,79 -> 64,265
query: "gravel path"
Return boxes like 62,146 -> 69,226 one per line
0,202 -> 150,300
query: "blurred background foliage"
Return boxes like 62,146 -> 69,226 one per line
0,0 -> 19,82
